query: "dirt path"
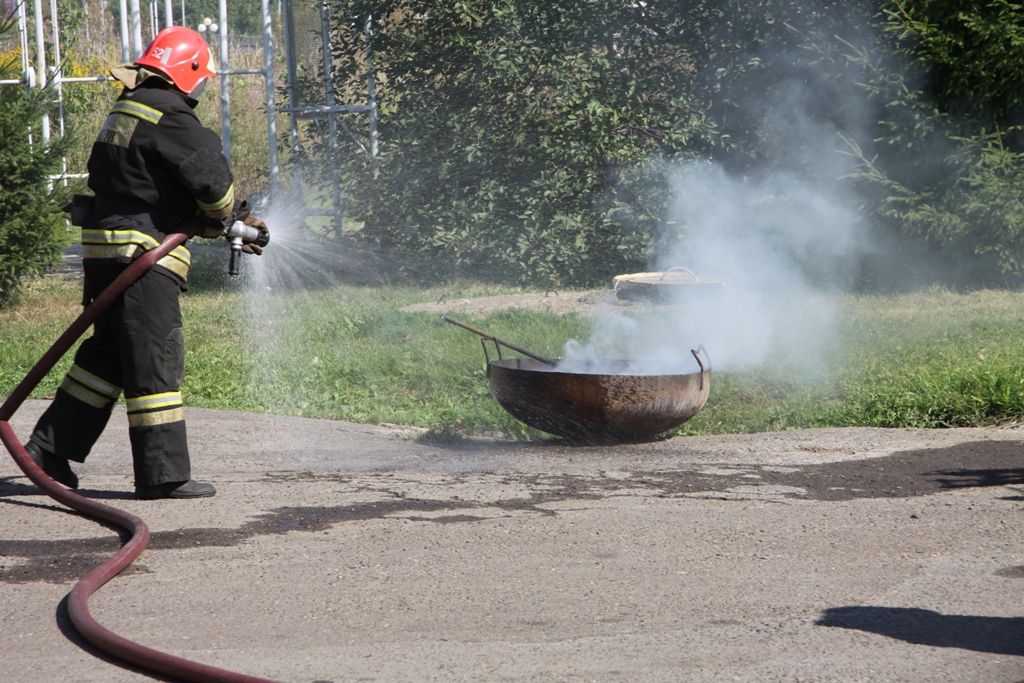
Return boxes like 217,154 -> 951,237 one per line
2,401 -> 1023,682
401,288 -> 647,316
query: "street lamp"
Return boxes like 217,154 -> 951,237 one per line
197,16 -> 218,34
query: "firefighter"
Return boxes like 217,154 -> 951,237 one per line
24,26 -> 268,499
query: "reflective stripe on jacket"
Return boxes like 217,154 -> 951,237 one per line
81,228 -> 192,281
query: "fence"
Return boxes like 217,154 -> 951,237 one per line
1,0 -> 378,233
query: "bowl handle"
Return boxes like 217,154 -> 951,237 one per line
481,336 -> 503,367
691,345 -> 711,390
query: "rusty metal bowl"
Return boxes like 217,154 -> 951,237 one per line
487,350 -> 711,443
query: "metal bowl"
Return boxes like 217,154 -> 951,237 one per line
487,351 -> 710,443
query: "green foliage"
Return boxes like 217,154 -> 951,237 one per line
0,21 -> 70,307
308,1 -> 720,286
43,1 -> 1024,290
846,128 -> 1024,281
840,1 -> 1024,283
680,0 -> 876,172
882,0 -> 1024,129
297,1 -> 1024,289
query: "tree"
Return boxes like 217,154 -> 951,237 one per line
0,19 -> 70,306
310,1 -> 719,286
308,1 -> 881,286
842,0 -> 1024,284
301,1 -> 1024,288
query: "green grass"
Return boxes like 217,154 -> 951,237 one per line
186,290 -> 590,440
681,288 -> 1024,434
3,280 -> 1023,439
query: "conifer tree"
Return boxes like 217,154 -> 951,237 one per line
0,18 -> 70,306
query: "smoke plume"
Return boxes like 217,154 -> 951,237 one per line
560,68 -> 872,375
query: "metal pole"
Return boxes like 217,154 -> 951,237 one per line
31,0 -> 49,143
49,0 -> 64,137
118,0 -> 130,62
17,0 -> 31,86
99,0 -> 109,37
164,0 -> 173,28
15,0 -> 32,147
261,0 -> 279,200
320,1 -> 341,234
49,0 -> 68,183
365,13 -> 379,179
129,0 -> 144,57
218,0 -> 231,162
282,0 -> 304,198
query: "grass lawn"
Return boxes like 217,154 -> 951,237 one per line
2,277 -> 1023,440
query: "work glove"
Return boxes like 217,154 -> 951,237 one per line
241,215 -> 269,255
197,215 -> 226,239
233,198 -> 254,221
230,198 -> 269,254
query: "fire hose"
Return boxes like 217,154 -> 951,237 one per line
0,223 -> 275,682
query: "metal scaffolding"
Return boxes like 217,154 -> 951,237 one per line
280,0 -> 378,234
0,0 -> 377,230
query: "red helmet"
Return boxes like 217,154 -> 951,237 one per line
134,26 -> 215,95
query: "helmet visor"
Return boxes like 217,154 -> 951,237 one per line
190,77 -> 208,99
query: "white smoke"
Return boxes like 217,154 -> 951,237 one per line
560,79 -> 870,375
676,157 -> 865,360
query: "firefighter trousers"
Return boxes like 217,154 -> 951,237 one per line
31,264 -> 191,487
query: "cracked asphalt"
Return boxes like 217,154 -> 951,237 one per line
2,400 -> 1023,682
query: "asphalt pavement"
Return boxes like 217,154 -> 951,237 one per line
2,400 -> 1023,682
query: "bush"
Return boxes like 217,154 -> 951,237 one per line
306,2 -> 719,286
841,1 -> 1024,284
304,2 -> 1024,290
0,22 -> 71,307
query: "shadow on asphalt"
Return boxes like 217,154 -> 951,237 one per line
0,476 -> 140,501
932,466 -> 1024,489
2,439 -> 1022,584
816,606 -> 1024,656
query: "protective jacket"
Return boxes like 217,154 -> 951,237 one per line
31,70 -> 232,489
84,73 -> 234,284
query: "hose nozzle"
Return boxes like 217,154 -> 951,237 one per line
223,220 -> 271,276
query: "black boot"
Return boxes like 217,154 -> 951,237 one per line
24,440 -> 79,489
135,479 -> 216,500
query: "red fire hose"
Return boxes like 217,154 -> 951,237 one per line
0,230 -> 275,683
